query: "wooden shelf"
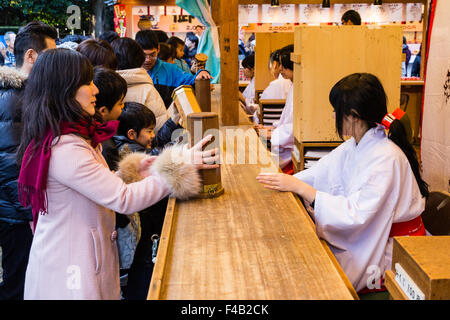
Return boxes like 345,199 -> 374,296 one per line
401,79 -> 424,86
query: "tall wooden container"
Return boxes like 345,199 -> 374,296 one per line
291,25 -> 403,172
187,112 -> 224,198
195,78 -> 211,112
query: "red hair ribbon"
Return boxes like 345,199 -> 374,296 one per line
381,108 -> 405,130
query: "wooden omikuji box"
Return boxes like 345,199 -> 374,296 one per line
385,236 -> 450,300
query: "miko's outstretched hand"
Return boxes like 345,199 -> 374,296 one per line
256,172 -> 317,203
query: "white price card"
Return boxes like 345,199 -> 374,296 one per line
292,144 -> 300,163
394,263 -> 425,300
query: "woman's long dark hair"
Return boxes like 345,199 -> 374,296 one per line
329,73 -> 429,198
17,48 -> 94,165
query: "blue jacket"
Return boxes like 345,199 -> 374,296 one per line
0,66 -> 32,224
148,59 -> 204,108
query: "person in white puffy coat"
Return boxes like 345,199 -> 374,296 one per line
111,38 -> 168,133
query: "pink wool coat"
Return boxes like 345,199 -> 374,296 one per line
24,134 -> 200,300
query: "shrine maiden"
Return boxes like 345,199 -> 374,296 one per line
270,45 -> 294,172
257,73 -> 429,293
259,49 -> 292,101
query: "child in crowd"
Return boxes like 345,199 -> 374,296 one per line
76,39 -> 118,70
257,73 -> 428,297
17,48 -> 218,299
114,102 -> 156,153
239,53 -> 257,115
112,102 -> 176,300
158,42 -> 175,64
167,36 -> 191,73
92,66 -> 127,170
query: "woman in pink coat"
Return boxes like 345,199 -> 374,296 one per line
17,48 -> 218,300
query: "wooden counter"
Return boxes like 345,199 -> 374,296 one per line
148,125 -> 355,300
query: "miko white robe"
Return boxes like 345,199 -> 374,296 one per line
260,74 -> 292,100
294,126 -> 425,292
271,85 -> 294,169
242,77 -> 255,106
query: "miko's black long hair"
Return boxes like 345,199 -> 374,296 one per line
329,73 -> 429,198
17,48 -> 94,165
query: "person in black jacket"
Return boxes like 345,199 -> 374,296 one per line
403,36 -> 412,77
112,102 -> 175,300
0,21 -> 56,300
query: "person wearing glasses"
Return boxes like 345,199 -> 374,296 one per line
135,30 -> 212,109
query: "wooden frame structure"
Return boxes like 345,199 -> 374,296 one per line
119,1 -> 428,127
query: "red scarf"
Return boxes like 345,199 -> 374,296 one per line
18,119 -> 119,230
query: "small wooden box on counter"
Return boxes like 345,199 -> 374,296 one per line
385,236 -> 450,300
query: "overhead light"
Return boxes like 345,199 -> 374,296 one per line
271,0 -> 280,7
322,0 -> 330,8
374,0 -> 382,5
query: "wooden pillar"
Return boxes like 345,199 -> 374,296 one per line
420,0 -> 428,79
212,0 -> 239,126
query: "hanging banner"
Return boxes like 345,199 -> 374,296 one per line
149,6 -> 164,16
299,4 -> 331,24
421,0 -> 450,192
350,3 -> 370,22
239,5 -> 259,25
367,4 -> 389,23
238,4 -> 423,26
132,6 -> 148,16
407,3 -> 423,22
166,6 -> 182,15
114,4 -> 126,37
133,14 -> 203,33
332,4 -> 351,23
384,3 -> 404,22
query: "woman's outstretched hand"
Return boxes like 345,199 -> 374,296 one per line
139,156 -> 158,178
187,135 -> 220,170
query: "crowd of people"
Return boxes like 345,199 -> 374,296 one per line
0,21 -> 217,300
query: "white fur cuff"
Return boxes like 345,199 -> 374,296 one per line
117,145 -> 201,200
150,145 -> 201,200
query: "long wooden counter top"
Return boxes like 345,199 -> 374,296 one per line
148,124 -> 355,300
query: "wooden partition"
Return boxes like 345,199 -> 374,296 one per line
291,25 -> 403,171
254,33 -> 294,96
